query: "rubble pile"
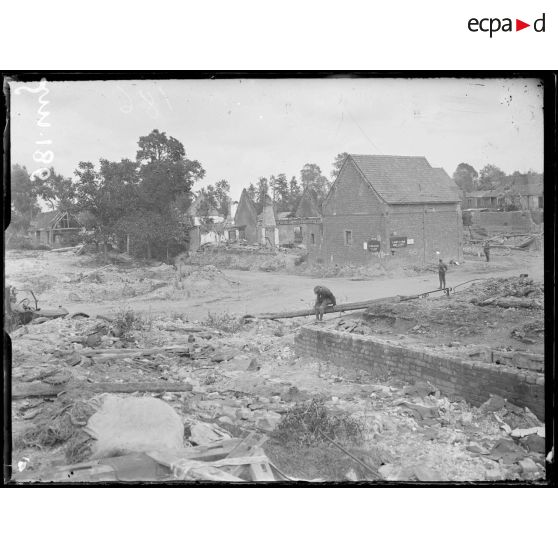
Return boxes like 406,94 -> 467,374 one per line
10,308 -> 546,483
467,276 -> 543,308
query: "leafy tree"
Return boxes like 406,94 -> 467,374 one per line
272,173 -> 290,211
36,169 -> 76,212
452,163 -> 478,193
10,164 -> 40,232
289,176 -> 301,212
331,152 -> 349,180
200,179 -> 231,217
478,164 -> 506,191
136,129 -> 185,164
247,183 -> 257,203
300,163 -> 330,205
130,130 -> 205,256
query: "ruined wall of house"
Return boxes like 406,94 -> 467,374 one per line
234,203 -> 258,243
469,210 -> 543,234
295,327 -> 544,419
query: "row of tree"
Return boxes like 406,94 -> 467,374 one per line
245,152 -> 348,214
11,130 -> 206,259
452,162 -> 542,193
10,129 -> 349,258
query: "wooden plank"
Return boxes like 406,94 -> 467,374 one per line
13,380 -> 197,399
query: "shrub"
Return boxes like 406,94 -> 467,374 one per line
272,398 -> 365,447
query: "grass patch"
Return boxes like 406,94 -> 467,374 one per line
201,311 -> 242,333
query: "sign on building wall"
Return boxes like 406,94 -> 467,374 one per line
390,236 -> 408,248
366,239 -> 381,252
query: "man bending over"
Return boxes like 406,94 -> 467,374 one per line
314,285 -> 336,321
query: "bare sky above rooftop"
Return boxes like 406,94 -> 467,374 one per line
10,77 -> 544,201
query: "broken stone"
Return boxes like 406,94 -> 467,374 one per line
256,412 -> 282,432
65,352 -> 82,366
518,457 -> 539,475
485,468 -> 504,481
84,395 -> 184,458
271,395 -> 281,404
511,426 -> 545,439
217,416 -> 234,425
479,395 -> 506,413
211,349 -> 238,363
403,381 -> 435,398
236,408 -> 253,421
488,438 -> 526,464
222,356 -> 259,371
518,434 -> 545,454
189,422 -> 231,446
460,412 -> 474,426
413,465 -> 442,482
466,443 -> 489,455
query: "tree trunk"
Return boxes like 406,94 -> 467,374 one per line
103,241 -> 108,263
147,241 -> 152,260
244,296 -> 400,320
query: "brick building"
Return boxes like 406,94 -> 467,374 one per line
307,154 -> 463,265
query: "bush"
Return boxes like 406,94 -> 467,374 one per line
272,398 -> 365,447
112,307 -> 144,335
201,311 -> 241,333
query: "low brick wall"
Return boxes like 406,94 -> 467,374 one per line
295,326 -> 545,420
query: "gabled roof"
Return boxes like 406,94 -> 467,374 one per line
347,154 -> 461,204
295,187 -> 322,217
30,210 -> 70,230
234,188 -> 258,226
512,183 -> 543,197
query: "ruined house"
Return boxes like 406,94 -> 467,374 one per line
308,154 -> 463,265
257,195 -> 278,247
29,210 -> 82,247
185,192 -> 226,251
230,188 -> 259,243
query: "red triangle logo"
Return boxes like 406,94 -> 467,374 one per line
516,19 -> 530,31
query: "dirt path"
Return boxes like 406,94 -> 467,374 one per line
6,249 -> 544,322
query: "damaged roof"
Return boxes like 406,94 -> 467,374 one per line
348,154 -> 461,204
30,210 -> 68,230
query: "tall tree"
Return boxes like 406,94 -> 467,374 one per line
273,173 -> 290,212
289,176 -> 301,212
331,152 -> 349,180
452,163 -> 478,193
247,183 -> 257,203
36,167 -> 76,211
198,179 -> 232,218
300,163 -> 330,204
478,164 -> 506,191
10,164 -> 39,232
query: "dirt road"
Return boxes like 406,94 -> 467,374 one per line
6,249 -> 544,321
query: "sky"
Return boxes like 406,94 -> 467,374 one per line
10,77 -> 544,202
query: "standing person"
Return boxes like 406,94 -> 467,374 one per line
314,285 -> 336,321
438,259 -> 448,290
483,240 -> 490,262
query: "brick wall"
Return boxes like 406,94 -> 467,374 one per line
322,158 -> 387,264
388,204 -> 463,263
295,326 -> 545,419
319,158 -> 463,265
470,210 -> 542,234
